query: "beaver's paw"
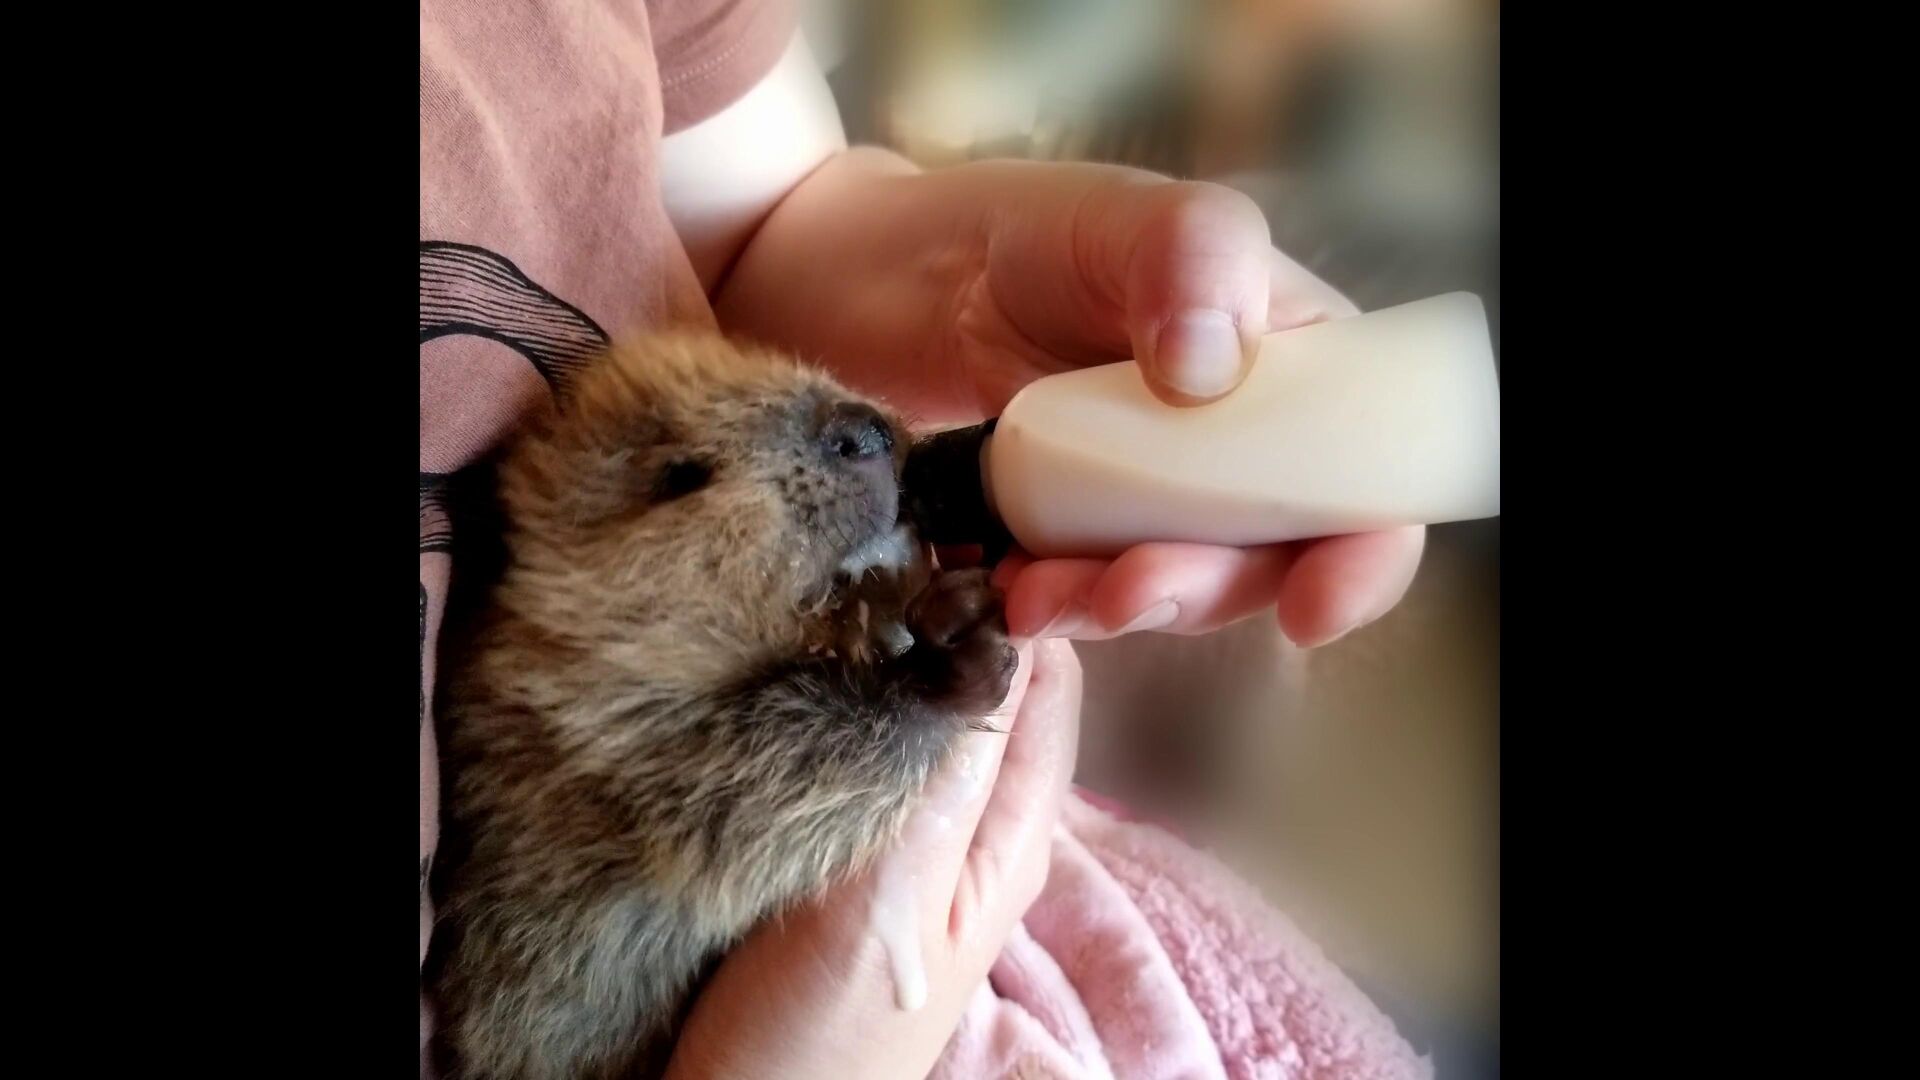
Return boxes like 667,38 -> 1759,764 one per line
904,569 -> 1017,715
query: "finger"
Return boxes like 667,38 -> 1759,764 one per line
1003,544 -> 1300,640
1084,543 -> 1298,637
1090,181 -> 1274,405
999,557 -> 1108,639
976,170 -> 1332,406
988,549 -> 1033,594
1275,526 -> 1426,647
855,641 -> 1034,1015
908,641 -> 1037,894
950,638 -> 1082,949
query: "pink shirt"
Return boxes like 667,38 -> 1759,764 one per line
418,1 -> 791,1069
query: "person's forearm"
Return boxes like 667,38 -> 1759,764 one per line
658,33 -> 847,293
713,148 -> 1153,420
712,147 -> 962,410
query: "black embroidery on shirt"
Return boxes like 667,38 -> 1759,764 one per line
419,240 -> 610,559
419,241 -> 609,393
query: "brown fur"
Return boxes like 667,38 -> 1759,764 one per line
427,335 -> 1016,1080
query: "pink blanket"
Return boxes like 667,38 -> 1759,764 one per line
932,792 -> 1429,1080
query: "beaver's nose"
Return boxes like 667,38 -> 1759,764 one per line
820,401 -> 895,462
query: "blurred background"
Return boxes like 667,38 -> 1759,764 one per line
802,1 -> 1498,1073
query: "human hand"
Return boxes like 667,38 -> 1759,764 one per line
661,639 -> 1083,1080
922,160 -> 1422,646
718,150 -> 1424,646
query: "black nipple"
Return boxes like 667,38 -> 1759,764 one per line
902,419 -> 1014,564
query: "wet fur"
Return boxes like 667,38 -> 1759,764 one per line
427,335 -> 1016,1079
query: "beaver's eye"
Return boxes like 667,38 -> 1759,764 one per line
655,460 -> 713,502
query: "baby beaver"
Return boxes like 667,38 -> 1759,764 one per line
427,335 -> 1017,1080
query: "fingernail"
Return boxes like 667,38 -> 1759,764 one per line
1115,599 -> 1180,635
1154,310 -> 1246,399
1037,602 -> 1093,639
1311,603 -> 1393,649
1322,535 -> 1423,646
1309,620 -> 1363,649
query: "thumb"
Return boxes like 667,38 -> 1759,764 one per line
1084,180 -> 1274,405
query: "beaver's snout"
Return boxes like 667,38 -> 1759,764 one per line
811,398 -> 904,564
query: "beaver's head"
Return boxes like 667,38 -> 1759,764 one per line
492,334 -> 931,682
